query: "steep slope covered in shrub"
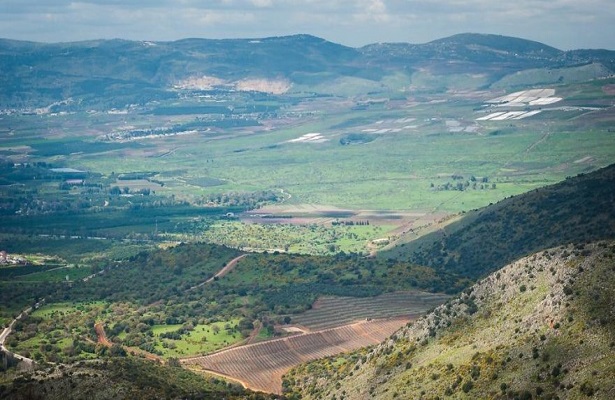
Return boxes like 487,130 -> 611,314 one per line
286,241 -> 615,399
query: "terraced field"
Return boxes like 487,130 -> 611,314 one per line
182,318 -> 409,394
291,291 -> 450,331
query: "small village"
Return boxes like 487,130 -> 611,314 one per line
0,251 -> 27,266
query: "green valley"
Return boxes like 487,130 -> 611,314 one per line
1,33 -> 615,399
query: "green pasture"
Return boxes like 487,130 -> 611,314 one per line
63,98 -> 612,212
151,324 -> 184,336
153,320 -> 243,358
31,303 -> 79,318
198,221 -> 395,255
0,80 -> 613,257
31,301 -> 107,318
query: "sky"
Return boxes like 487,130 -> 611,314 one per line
0,0 -> 613,50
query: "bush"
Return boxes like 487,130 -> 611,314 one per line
580,381 -> 595,396
462,381 -> 473,393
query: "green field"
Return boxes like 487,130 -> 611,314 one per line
196,221 -> 395,254
1,79 -> 613,256
152,320 -> 243,357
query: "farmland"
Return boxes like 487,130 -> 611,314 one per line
1,241 -> 460,365
183,317 -> 411,394
2,79 -> 613,255
290,291 -> 451,331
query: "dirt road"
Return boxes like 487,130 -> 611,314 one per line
94,323 -> 112,347
188,254 -> 247,291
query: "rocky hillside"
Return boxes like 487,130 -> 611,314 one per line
284,241 -> 615,399
383,163 -> 615,281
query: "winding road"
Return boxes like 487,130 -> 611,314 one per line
0,308 -> 35,365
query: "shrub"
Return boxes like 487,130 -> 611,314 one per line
519,390 -> 532,400
580,381 -> 595,396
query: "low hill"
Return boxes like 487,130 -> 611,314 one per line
0,357 -> 276,400
382,163 -> 615,281
285,241 -> 615,399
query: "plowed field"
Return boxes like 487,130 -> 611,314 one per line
182,317 -> 409,394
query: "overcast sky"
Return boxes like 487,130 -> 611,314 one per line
1,0 -> 613,50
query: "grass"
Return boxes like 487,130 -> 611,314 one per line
154,320 -> 243,358
0,83 -> 613,260
151,324 -> 184,336
197,220 -> 395,254
6,86 -> 608,215
31,303 -> 80,318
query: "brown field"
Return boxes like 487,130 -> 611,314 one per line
603,84 -> 615,95
182,317 -> 410,394
292,291 -> 450,331
242,203 -> 444,229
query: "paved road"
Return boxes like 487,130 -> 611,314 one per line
1,309 -> 34,364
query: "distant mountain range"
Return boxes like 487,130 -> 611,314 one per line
1,33 -> 614,109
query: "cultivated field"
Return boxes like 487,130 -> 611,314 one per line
290,291 -> 450,331
1,80 -> 613,255
182,317 -> 410,394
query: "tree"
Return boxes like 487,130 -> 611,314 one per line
167,357 -> 181,367
109,344 -> 127,357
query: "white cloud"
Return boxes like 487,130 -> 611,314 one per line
250,0 -> 274,7
354,0 -> 391,22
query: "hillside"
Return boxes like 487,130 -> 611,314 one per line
382,163 -> 615,280
360,33 -> 562,68
1,33 -> 614,108
285,241 -> 615,399
0,357 -> 276,400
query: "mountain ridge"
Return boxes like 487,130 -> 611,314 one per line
1,33 -> 614,109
